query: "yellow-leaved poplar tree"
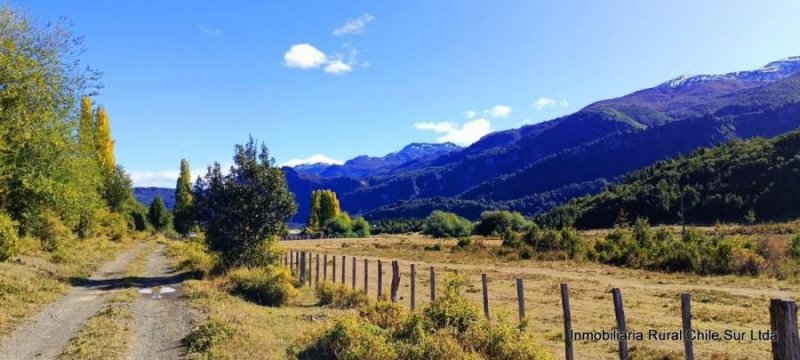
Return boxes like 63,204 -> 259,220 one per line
78,95 -> 94,153
93,106 -> 115,175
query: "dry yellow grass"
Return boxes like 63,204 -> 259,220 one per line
0,235 -> 140,337
282,234 -> 798,360
183,278 -> 349,360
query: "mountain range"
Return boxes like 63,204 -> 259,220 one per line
284,56 -> 800,222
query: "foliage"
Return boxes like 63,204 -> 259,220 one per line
369,218 -> 424,234
422,211 -> 473,238
315,282 -> 369,309
30,210 -> 70,252
173,159 -> 195,236
291,275 -> 552,360
148,196 -> 172,232
193,137 -> 297,268
129,203 -> 150,231
184,320 -> 234,355
307,189 -> 341,232
540,131 -> 800,228
103,165 -> 135,213
167,236 -> 219,277
0,211 -> 19,261
93,106 -> 115,176
351,216 -> 371,237
226,266 -> 298,307
473,210 -> 531,236
791,235 -> 800,260
324,212 -> 352,236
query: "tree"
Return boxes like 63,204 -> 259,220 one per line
173,159 -> 195,236
307,190 -> 341,232
193,137 -> 297,268
0,8 -> 103,233
148,196 -> 171,232
78,96 -> 95,153
103,165 -> 134,212
352,216 -> 371,237
94,106 -> 115,176
422,211 -> 473,238
473,210 -> 531,236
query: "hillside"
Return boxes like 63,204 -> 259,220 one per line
300,58 -> 800,220
133,187 -> 175,209
538,130 -> 800,228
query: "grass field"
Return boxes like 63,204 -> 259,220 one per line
281,233 -> 798,360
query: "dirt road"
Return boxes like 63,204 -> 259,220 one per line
130,244 -> 193,360
0,243 -> 146,359
0,242 -> 193,360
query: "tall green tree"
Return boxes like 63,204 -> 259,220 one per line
173,159 -> 195,236
148,196 -> 171,232
193,137 -> 297,268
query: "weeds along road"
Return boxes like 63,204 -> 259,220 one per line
0,241 -> 193,360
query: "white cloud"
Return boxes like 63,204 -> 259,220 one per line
464,110 -> 477,119
283,43 -> 327,69
533,97 -> 569,110
129,170 -> 180,188
324,59 -> 353,74
414,119 -> 491,146
485,104 -> 511,118
284,154 -> 344,167
196,24 -> 222,38
333,13 -> 375,36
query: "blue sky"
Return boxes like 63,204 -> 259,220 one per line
15,0 -> 800,187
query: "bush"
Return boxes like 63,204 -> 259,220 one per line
96,209 -> 128,241
456,236 -> 473,248
790,235 -> 800,260
30,211 -> 70,252
184,320 -> 233,354
473,210 -> 531,236
290,316 -> 397,360
315,282 -> 370,309
226,266 -> 297,306
292,274 -> 553,360
0,212 -> 19,261
168,237 -> 218,277
422,211 -> 473,238
352,216 -> 371,238
423,243 -> 442,251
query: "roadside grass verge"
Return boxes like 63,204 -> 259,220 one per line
0,235 -> 141,337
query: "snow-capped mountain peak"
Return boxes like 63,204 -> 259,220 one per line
661,56 -> 800,89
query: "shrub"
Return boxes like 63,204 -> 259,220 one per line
473,210 -> 531,236
501,229 -> 520,247
456,236 -> 473,248
790,235 -> 800,260
422,211 -> 473,238
290,316 -> 396,360
30,211 -> 70,252
315,282 -> 369,309
168,237 -> 219,277
96,209 -> 128,241
423,276 -> 482,333
359,301 -> 407,330
352,216 -> 371,238
0,212 -> 19,261
184,320 -> 233,354
226,266 -> 297,306
424,243 -> 442,251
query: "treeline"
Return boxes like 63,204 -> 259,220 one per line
0,8 -> 140,261
538,130 -> 800,229
304,189 -> 370,237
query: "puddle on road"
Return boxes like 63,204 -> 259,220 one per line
138,286 -> 176,299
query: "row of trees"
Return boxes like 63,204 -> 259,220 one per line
0,8 -> 138,260
305,189 -> 370,237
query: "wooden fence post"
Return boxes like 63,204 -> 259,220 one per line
410,264 -> 416,310
299,252 -> 306,284
482,273 -> 490,319
295,251 -> 300,272
332,255 -> 336,282
390,260 -> 400,302
341,256 -> 345,284
612,288 -> 629,360
352,257 -> 357,290
323,254 -> 328,281
364,258 -> 368,293
770,298 -> 800,360
377,260 -> 383,300
315,254 -> 320,286
681,293 -> 694,360
308,256 -> 312,286
561,283 -> 574,360
516,278 -> 525,323
289,251 -> 293,269
430,266 -> 436,302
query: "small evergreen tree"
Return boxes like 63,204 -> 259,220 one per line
148,196 -> 171,232
173,159 -> 195,236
